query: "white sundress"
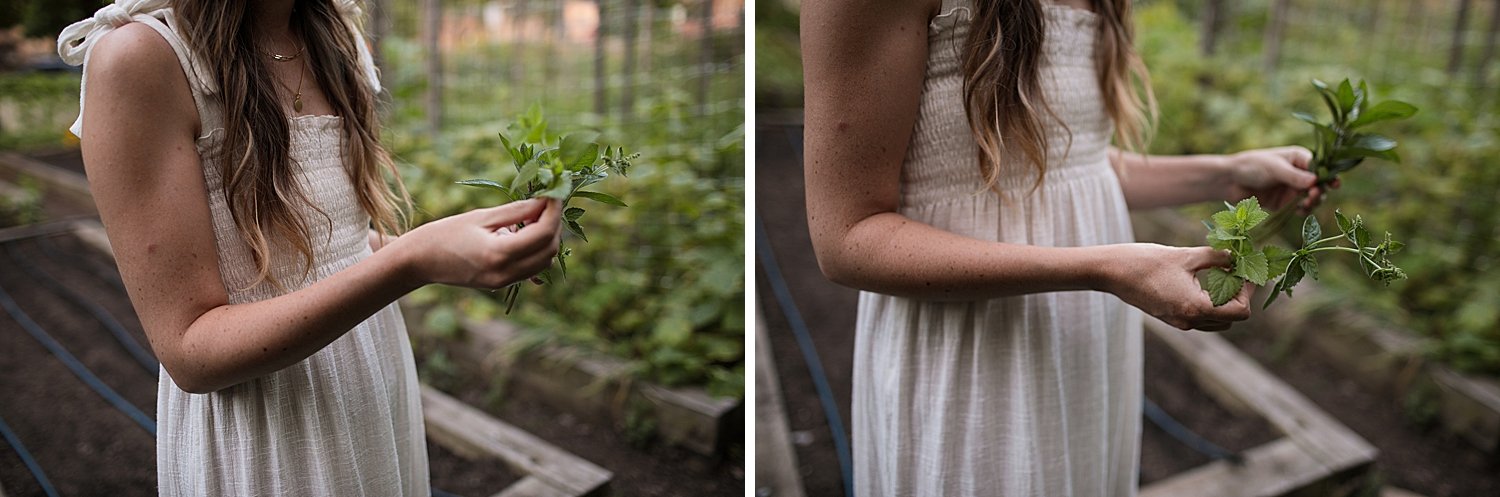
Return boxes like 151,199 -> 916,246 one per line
60,2 -> 429,495
851,1 -> 1143,496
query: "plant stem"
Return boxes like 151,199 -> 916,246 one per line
1304,246 -> 1361,255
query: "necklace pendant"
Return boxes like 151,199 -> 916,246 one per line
293,94 -> 303,113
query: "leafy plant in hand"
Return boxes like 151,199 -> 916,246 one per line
457,108 -> 638,313
1201,197 -> 1406,309
1258,78 -> 1418,236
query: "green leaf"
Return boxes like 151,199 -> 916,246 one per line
1302,215 -> 1322,246
1336,79 -> 1357,118
559,132 -> 601,170
565,219 -> 588,243
1283,254 -> 1307,290
1236,249 -> 1271,286
1263,279 -> 1284,309
512,160 -> 540,191
1264,245 -> 1294,280
1243,202 -> 1270,230
1203,268 -> 1244,307
1301,256 -> 1320,281
1292,111 -> 1322,125
1353,217 -> 1371,247
1334,210 -> 1353,237
455,179 -> 516,203
536,173 -> 573,200
564,207 -> 586,221
1207,229 -> 1243,250
1349,133 -> 1398,152
573,190 -> 628,207
1212,210 -> 1241,230
498,132 -> 528,169
1349,100 -> 1418,128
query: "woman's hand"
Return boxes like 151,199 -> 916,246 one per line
387,198 -> 562,290
1100,243 -> 1254,332
1226,146 -> 1336,214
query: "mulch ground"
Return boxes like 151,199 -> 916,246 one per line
0,234 -> 519,496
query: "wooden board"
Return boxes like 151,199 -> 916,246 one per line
493,476 -> 573,497
752,311 -> 807,497
422,386 -> 612,497
0,152 -> 94,211
428,312 -> 741,457
1140,318 -> 1378,497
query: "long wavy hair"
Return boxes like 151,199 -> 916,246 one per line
961,0 -> 1157,192
171,0 -> 408,290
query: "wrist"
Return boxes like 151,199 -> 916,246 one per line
371,237 -> 425,294
1080,244 -> 1125,294
1213,153 -> 1240,200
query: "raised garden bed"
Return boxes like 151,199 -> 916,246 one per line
1138,318 -> 1378,496
1135,208 -> 1500,455
406,310 -> 742,458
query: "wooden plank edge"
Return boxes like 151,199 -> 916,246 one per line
493,476 -> 573,497
0,152 -> 94,210
422,385 -> 612,497
1146,319 -> 1378,471
442,314 -> 740,456
752,310 -> 807,497
1141,437 -> 1374,497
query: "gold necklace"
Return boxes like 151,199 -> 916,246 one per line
264,44 -> 305,62
272,59 -> 307,113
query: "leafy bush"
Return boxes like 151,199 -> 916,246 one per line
0,72 -> 81,150
384,40 -> 745,396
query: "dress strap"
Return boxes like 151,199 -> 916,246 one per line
58,0 -> 215,140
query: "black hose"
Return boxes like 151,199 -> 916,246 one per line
1142,396 -> 1244,465
0,279 -> 156,436
0,412 -> 60,497
3,240 -> 158,374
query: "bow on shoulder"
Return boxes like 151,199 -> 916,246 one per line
57,0 -> 172,66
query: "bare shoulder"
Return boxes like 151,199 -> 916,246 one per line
83,22 -> 197,135
88,22 -> 179,83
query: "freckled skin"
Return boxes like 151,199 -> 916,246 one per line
801,0 -> 1323,331
81,8 -> 564,394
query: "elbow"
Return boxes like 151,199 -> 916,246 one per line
810,239 -> 860,289
159,356 -> 232,394
163,365 -> 220,394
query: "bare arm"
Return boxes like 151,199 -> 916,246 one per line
802,0 -> 1254,330
83,25 -> 560,393
1112,146 -> 1330,212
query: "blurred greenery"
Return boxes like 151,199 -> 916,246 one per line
388,30 -> 745,397
0,72 -> 81,149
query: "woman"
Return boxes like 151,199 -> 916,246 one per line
59,0 -> 561,494
802,0 -> 1329,495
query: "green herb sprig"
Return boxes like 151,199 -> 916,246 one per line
457,108 -> 638,312
1257,79 -> 1418,237
1201,197 -> 1406,309
1297,78 -> 1418,185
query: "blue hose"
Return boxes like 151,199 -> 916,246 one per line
756,220 -> 855,497
1142,396 -> 1243,464
0,412 -> 59,497
4,240 -> 159,375
0,279 -> 156,436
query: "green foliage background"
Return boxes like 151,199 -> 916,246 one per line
383,17 -> 746,396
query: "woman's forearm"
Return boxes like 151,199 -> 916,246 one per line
1111,147 -> 1233,209
816,211 -> 1117,301
169,245 -> 420,393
